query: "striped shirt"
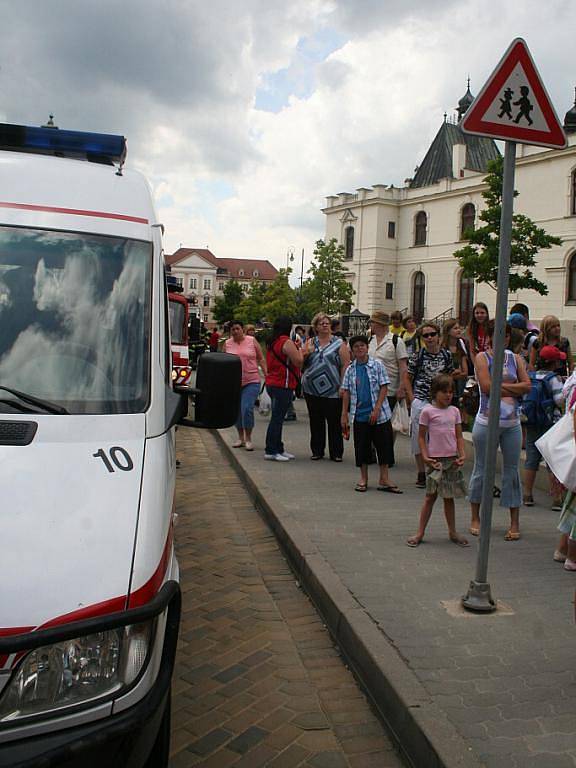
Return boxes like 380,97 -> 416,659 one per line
342,357 -> 391,424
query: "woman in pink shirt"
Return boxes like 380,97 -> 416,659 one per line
407,374 -> 468,547
225,320 -> 267,451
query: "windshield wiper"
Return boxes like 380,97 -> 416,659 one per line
0,386 -> 69,415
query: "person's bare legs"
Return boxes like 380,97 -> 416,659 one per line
523,468 -> 537,502
470,502 -> 481,534
407,494 -> 435,546
415,453 -> 425,473
509,507 -> 520,535
444,498 -> 468,545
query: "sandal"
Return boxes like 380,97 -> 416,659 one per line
504,530 -> 521,541
406,536 -> 423,547
232,440 -> 245,448
415,472 -> 426,488
469,526 -> 480,536
354,483 -> 367,492
523,495 -> 534,507
377,485 -> 403,494
450,534 -> 470,547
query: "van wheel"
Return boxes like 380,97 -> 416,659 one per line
144,694 -> 171,768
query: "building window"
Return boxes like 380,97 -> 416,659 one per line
568,252 -> 576,302
203,314 -> 208,322
203,295 -> 210,307
253,270 -> 259,277
238,269 -> 244,277
412,271 -> 425,322
388,221 -> 396,239
385,282 -> 393,300
458,272 -> 474,325
460,203 -> 476,239
414,212 -> 427,246
189,277 -> 197,290
571,170 -> 576,216
345,226 -> 354,260
218,282 -> 225,291
203,278 -> 211,290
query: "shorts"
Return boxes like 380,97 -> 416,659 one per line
353,420 -> 395,467
426,457 -> 467,499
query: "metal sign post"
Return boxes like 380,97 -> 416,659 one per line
461,141 -> 516,612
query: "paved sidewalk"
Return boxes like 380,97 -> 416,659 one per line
170,428 -> 404,767
217,399 -> 576,768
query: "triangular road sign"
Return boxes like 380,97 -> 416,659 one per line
462,38 -> 567,149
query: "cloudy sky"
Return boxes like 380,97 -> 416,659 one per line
1,0 -> 575,275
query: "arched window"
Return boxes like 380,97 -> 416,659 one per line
412,271 -> 425,322
414,212 -> 427,246
345,226 -> 354,260
571,170 -> 576,216
458,272 -> 475,325
238,269 -> 244,277
568,252 -> 576,302
253,269 -> 259,277
460,203 -> 476,239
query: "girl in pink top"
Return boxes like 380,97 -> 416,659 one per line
407,374 -> 468,548
225,320 -> 267,451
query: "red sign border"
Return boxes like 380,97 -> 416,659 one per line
462,38 -> 567,149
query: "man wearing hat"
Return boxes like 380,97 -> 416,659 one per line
368,311 -> 408,414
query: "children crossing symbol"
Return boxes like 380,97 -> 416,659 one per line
462,38 -> 566,148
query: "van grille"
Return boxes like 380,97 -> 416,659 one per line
0,421 -> 38,445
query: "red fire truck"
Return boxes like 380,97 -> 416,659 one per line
166,274 -> 192,387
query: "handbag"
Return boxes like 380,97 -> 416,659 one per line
460,377 -> 480,416
535,412 -> 576,490
391,399 -> 410,435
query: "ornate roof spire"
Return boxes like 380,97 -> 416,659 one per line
564,86 -> 576,133
456,78 -> 474,122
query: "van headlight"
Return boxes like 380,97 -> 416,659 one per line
0,622 -> 153,722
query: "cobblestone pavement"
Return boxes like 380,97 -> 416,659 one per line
169,427 -> 404,768
218,399 -> 576,768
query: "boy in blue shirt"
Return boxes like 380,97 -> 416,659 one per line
341,336 -> 401,493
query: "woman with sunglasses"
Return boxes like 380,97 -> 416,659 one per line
404,322 -> 454,488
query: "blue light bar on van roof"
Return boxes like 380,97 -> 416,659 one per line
0,123 -> 127,164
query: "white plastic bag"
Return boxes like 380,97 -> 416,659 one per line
535,412 -> 576,490
391,399 -> 410,435
258,387 -> 271,415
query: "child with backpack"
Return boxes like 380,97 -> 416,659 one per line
522,346 -> 566,509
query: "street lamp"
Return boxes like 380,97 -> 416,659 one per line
286,246 -> 295,272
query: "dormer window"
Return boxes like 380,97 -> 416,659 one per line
238,269 -> 245,277
253,270 -> 259,278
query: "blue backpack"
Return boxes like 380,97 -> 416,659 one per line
521,371 -> 556,428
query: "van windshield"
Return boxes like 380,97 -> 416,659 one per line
0,226 -> 152,414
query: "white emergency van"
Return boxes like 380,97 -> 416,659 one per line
0,123 -> 241,767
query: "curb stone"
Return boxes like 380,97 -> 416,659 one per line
214,429 -> 483,768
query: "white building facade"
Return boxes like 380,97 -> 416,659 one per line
323,87 -> 576,341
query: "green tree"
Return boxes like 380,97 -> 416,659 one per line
306,238 -> 355,315
261,269 -> 297,323
454,156 -> 562,295
212,279 -> 244,324
236,280 -> 268,324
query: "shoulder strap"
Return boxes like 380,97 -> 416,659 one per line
392,334 -> 398,349
271,342 -> 300,380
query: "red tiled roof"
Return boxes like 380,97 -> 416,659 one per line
215,258 -> 278,281
165,249 -> 278,281
165,248 -> 218,267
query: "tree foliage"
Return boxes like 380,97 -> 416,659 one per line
306,238 -> 355,315
236,280 -> 268,324
212,279 -> 244,324
260,269 -> 297,323
454,156 -> 561,295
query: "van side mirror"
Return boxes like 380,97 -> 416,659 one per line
177,352 -> 242,429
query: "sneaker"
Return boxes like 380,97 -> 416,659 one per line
552,498 -> 563,512
564,559 -> 576,572
280,451 -> 295,460
232,440 -> 245,448
554,550 -> 567,563
523,495 -> 534,507
264,453 -> 290,461
416,472 -> 426,488
244,441 -> 254,451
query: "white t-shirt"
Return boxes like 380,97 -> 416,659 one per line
368,332 -> 408,396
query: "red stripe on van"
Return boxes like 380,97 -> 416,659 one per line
0,528 -> 173,669
0,201 -> 149,224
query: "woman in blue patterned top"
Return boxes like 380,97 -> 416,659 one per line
301,312 -> 350,461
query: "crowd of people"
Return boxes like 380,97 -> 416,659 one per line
220,303 -> 576,565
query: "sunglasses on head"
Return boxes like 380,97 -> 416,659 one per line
422,331 -> 438,339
